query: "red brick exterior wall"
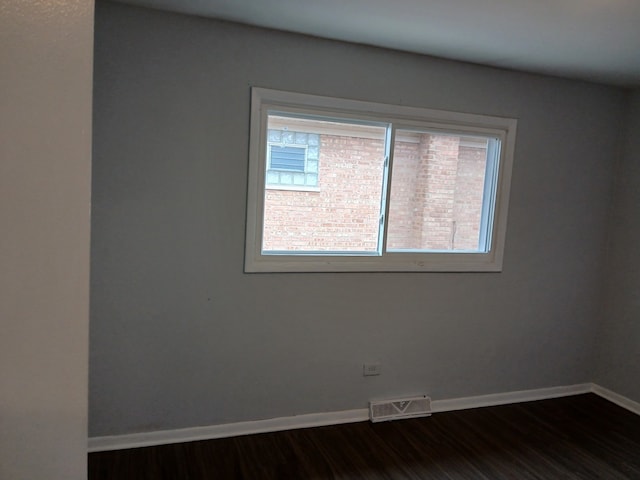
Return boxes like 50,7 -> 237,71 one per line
453,146 -> 488,250
388,135 -> 486,250
263,131 -> 487,252
263,134 -> 385,252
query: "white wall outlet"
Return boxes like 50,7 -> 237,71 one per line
363,362 -> 381,376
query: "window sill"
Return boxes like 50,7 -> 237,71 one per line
265,185 -> 320,192
245,251 -> 504,273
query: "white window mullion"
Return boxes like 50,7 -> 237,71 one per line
378,124 -> 396,255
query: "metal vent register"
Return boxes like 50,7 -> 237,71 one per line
369,396 -> 432,423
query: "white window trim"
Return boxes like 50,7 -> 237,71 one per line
245,87 -> 517,273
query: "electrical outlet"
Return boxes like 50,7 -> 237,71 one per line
363,363 -> 381,376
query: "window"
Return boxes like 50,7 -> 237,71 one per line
245,88 -> 516,272
266,126 -> 320,188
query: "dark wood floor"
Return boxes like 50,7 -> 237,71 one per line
89,393 -> 640,479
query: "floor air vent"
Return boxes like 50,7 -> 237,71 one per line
369,396 -> 432,423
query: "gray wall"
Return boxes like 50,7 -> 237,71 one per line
595,89 -> 640,403
90,1 -> 626,436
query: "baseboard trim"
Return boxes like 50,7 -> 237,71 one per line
88,408 -> 369,452
431,383 -> 591,413
89,383 -> 595,452
590,383 -> 640,416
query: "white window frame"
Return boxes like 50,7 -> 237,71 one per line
245,87 -> 517,273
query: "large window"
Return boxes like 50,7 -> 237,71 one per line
245,88 -> 516,272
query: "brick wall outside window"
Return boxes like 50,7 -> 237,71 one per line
263,132 -> 487,252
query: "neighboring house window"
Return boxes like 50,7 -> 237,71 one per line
266,129 -> 320,188
245,87 -> 517,272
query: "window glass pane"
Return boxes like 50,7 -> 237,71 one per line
263,114 -> 388,253
387,130 -> 494,252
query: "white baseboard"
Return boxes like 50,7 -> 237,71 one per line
89,383 -> 596,452
430,383 -> 591,412
88,407 -> 369,452
590,383 -> 640,415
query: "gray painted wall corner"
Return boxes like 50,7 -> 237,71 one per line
90,0 -> 628,436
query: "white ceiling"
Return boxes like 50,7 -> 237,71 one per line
117,0 -> 640,87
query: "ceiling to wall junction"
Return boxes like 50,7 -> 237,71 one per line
114,0 -> 640,87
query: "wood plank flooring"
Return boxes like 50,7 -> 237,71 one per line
89,393 -> 640,479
